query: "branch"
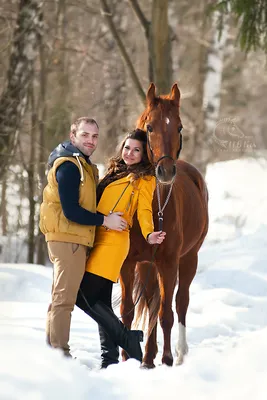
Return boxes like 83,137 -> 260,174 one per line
99,0 -> 145,103
17,135 -> 28,175
127,0 -> 150,39
66,1 -> 99,15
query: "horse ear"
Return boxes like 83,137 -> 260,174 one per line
170,83 -> 180,107
146,83 -> 156,105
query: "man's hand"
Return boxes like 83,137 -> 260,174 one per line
147,231 -> 166,245
103,212 -> 127,231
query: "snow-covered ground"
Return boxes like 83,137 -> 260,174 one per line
1,157 -> 267,399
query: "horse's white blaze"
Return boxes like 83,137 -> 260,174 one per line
175,322 -> 188,365
166,117 -> 170,124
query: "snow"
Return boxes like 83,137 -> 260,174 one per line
1,157 -> 267,399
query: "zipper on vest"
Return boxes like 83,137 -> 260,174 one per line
126,191 -> 134,212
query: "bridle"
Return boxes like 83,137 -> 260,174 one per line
146,123 -> 183,230
146,125 -> 183,167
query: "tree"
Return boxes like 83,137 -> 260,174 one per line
99,0 -> 172,98
0,0 -> 43,180
98,0 -> 221,175
214,0 -> 267,53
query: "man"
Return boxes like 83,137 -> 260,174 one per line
40,117 -> 127,357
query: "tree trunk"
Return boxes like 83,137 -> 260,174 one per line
203,12 -> 228,134
100,0 -> 173,101
192,6 -> 228,176
150,0 -> 172,94
27,85 -> 37,264
0,0 -> 44,180
99,0 -> 145,102
0,172 -> 8,236
36,30 -> 47,266
181,0 -> 211,177
102,2 -> 127,156
51,0 -> 70,143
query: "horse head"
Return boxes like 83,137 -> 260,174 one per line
137,83 -> 183,184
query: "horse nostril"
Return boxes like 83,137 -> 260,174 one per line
157,165 -> 163,177
173,165 -> 176,176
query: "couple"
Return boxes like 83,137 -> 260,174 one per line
39,117 -> 166,368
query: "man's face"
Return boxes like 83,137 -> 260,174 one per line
70,121 -> 99,157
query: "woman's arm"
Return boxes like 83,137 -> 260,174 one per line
137,177 -> 166,245
136,177 -> 156,239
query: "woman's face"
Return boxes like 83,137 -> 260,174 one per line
122,138 -> 143,166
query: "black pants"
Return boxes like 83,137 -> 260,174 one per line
76,271 -> 113,311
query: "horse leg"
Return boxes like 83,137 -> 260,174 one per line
158,266 -> 178,366
119,258 -> 136,362
136,261 -> 159,369
175,251 -> 198,365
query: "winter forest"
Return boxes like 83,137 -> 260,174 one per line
1,1 -> 267,399
0,0 -> 266,264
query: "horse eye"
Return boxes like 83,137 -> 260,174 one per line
146,124 -> 153,133
178,125 -> 183,133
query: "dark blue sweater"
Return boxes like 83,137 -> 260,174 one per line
56,161 -> 104,226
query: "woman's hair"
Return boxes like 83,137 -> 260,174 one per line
106,129 -> 155,181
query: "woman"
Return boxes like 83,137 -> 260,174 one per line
76,129 -> 166,368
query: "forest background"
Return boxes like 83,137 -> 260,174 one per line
0,0 -> 266,265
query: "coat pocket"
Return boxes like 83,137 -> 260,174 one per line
71,243 -> 79,254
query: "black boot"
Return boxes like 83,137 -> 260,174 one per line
81,300 -> 143,362
98,325 -> 119,368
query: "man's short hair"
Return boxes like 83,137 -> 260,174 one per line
70,117 -> 99,136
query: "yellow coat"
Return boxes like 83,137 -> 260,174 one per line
40,157 -> 98,247
86,175 -> 156,282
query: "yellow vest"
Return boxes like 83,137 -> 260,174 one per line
39,157 -> 98,247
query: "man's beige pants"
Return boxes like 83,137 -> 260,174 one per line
46,241 -> 87,356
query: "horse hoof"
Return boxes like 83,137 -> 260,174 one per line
162,355 -> 173,366
175,355 -> 184,365
141,362 -> 155,369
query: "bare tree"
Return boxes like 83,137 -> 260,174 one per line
0,0 -> 44,180
100,0 -> 173,96
0,172 -> 8,236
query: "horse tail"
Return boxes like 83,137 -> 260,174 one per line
132,261 -> 160,337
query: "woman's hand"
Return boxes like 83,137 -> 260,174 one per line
147,231 -> 166,245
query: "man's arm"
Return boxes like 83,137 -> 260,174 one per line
56,161 -> 104,226
56,161 -> 127,231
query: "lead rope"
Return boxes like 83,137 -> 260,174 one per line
156,181 -> 174,227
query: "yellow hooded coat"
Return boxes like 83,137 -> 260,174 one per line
86,174 -> 156,282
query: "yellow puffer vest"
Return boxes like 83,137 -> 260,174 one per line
39,157 -> 98,247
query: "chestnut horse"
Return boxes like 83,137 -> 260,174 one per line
119,83 -> 209,368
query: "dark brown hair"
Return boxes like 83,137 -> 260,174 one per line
70,117 -> 99,136
106,129 -> 155,182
